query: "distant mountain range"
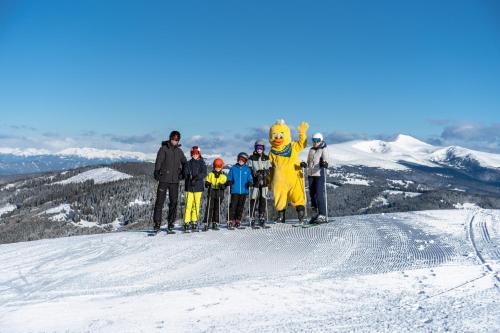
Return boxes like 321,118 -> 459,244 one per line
1,135 -> 500,179
0,147 -> 154,175
316,134 -> 500,183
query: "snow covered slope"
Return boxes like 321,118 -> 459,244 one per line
54,167 -> 132,185
1,210 -> 498,332
430,146 -> 500,170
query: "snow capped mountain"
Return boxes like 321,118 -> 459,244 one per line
0,147 -> 51,156
0,146 -> 154,161
0,147 -> 155,175
324,134 -> 500,171
56,147 -> 154,161
430,146 -> 500,170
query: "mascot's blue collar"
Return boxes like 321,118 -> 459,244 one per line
271,143 -> 292,157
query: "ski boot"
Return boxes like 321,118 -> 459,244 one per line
296,205 -> 305,223
227,220 -> 235,230
212,222 -> 220,230
153,222 -> 161,234
315,215 -> 328,224
308,207 -> 319,224
183,223 -> 191,233
250,215 -> 259,229
259,214 -> 269,228
191,223 -> 199,232
166,223 -> 176,234
235,220 -> 241,228
274,210 -> 286,223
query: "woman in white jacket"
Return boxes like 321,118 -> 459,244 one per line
306,132 -> 329,224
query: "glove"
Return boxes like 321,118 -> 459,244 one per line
225,180 -> 233,186
218,183 -> 226,190
300,161 -> 307,169
153,170 -> 161,181
320,160 -> 328,168
297,121 -> 309,134
205,181 -> 211,188
246,181 -> 252,189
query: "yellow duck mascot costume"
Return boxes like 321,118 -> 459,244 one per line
268,119 -> 309,223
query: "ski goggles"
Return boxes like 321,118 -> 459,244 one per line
312,138 -> 322,143
255,145 -> 265,151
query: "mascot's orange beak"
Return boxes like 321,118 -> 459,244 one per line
272,138 -> 284,146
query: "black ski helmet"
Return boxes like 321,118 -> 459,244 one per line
237,152 -> 249,162
169,130 -> 181,141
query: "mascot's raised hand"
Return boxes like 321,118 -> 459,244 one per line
268,119 -> 309,223
297,121 -> 309,136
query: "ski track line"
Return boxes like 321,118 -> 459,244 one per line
467,210 -> 500,289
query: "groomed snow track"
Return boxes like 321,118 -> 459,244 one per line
467,209 -> 500,287
1,210 -> 499,332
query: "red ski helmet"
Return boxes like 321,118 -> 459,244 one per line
213,158 -> 224,168
190,146 -> 201,157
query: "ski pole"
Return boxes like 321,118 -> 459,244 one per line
206,186 -> 211,231
264,186 -> 269,224
248,185 -> 254,226
323,167 -> 328,222
194,190 -> 202,231
227,186 -> 231,226
301,163 -> 308,223
175,182 -> 183,229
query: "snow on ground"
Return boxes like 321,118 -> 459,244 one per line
368,196 -> 390,208
0,210 -> 499,332
128,199 -> 150,207
383,190 -> 422,198
42,203 -> 72,221
387,179 -> 414,189
330,171 -> 371,186
454,202 -> 481,209
1,183 -> 16,191
54,167 -> 132,185
0,203 -> 16,217
40,203 -> 122,230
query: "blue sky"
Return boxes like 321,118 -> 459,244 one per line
1,0 -> 499,154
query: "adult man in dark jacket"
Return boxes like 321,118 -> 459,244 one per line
153,130 -> 188,233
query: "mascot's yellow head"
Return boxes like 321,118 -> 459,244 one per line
269,119 -> 291,149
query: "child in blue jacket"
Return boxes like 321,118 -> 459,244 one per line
226,152 -> 253,228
